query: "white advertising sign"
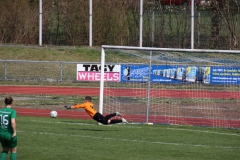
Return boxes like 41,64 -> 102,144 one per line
77,64 -> 120,82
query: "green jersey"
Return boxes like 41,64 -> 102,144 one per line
0,107 -> 16,134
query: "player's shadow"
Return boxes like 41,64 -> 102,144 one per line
68,128 -> 119,131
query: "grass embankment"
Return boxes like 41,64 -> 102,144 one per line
0,45 -> 101,62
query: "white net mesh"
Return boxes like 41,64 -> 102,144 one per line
100,46 -> 240,128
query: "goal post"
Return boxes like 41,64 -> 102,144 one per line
100,45 -> 240,128
99,47 -> 105,115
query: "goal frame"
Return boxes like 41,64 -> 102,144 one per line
100,45 -> 240,124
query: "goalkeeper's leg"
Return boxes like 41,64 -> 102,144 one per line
93,112 -> 127,125
104,113 -> 118,120
105,113 -> 128,124
93,112 -> 108,125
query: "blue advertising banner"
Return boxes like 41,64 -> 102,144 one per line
207,66 -> 240,84
121,65 -> 149,82
121,65 -> 185,84
120,64 -> 240,85
151,65 -> 184,84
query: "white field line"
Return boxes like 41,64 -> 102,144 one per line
30,120 -> 240,136
17,130 -> 240,149
32,120 -> 95,125
17,119 -> 240,149
30,120 -> 142,128
166,128 -> 240,137
18,111 -> 88,116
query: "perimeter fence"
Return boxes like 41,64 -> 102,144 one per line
0,60 -> 99,83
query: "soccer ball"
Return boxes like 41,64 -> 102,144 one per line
50,110 -> 58,118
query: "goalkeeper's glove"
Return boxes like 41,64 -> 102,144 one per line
64,105 -> 71,109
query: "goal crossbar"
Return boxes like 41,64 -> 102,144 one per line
102,45 -> 240,54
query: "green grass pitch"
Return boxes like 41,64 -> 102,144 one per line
15,116 -> 240,160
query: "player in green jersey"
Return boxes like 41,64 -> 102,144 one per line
0,97 -> 17,160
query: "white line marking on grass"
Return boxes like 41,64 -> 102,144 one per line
19,111 -> 89,117
30,120 -> 143,128
166,128 -> 240,137
29,120 -> 240,135
31,120 -> 95,125
17,130 -> 240,149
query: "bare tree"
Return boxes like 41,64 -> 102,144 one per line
211,0 -> 239,48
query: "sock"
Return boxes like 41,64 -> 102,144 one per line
0,151 -> 8,160
10,153 -> 17,160
110,120 -> 122,124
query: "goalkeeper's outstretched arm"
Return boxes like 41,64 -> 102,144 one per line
64,105 -> 72,109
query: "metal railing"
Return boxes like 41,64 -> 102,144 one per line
0,60 -> 98,82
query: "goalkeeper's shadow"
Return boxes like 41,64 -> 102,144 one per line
68,128 -> 120,132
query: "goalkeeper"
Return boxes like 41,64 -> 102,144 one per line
64,96 -> 128,125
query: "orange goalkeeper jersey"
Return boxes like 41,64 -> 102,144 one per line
72,101 -> 97,117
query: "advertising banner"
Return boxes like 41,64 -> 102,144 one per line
207,66 -> 240,84
151,65 -> 184,84
121,65 -> 149,82
77,64 -> 120,82
121,65 -> 184,83
77,64 -> 240,85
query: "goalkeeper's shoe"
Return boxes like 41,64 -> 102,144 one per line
116,112 -> 121,116
122,118 -> 128,124
64,105 -> 71,109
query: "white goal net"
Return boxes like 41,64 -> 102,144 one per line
99,45 -> 240,128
